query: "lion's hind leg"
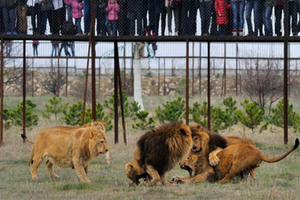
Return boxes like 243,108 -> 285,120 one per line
46,160 -> 59,179
144,164 -> 160,187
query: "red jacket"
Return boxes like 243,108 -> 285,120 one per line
215,0 -> 231,25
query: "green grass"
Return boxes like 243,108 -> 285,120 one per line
0,96 -> 300,199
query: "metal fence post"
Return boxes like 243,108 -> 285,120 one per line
0,39 -> 4,146
207,42 -> 211,131
22,40 -> 26,140
186,40 -> 189,125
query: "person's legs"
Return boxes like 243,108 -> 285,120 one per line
66,5 -> 72,22
246,0 -> 254,35
238,1 -> 245,31
204,1 -> 212,35
274,5 -> 282,36
231,1 -> 238,31
174,8 -> 179,34
264,6 -> 273,36
161,5 -> 167,36
84,0 -> 91,34
75,18 -> 82,34
9,8 -> 17,33
2,7 -> 9,33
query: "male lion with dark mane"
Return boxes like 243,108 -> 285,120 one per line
125,123 -> 193,186
28,123 -> 108,182
174,123 -> 299,184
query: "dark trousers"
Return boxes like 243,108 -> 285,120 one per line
199,1 -> 212,35
274,5 -> 283,36
129,9 -> 143,36
181,0 -> 197,35
161,5 -> 167,36
118,1 -> 130,36
50,8 -> 66,35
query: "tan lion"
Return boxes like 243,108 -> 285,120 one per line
125,123 -> 193,186
28,124 -> 108,182
174,124 -> 299,184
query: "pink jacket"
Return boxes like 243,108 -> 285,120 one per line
72,0 -> 84,19
64,0 -> 72,6
106,0 -> 120,21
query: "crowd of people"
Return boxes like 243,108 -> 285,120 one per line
0,0 -> 293,37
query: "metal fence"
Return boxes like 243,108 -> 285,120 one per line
0,0 -> 295,146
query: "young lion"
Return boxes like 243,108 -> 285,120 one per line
28,125 -> 109,182
125,123 -> 193,186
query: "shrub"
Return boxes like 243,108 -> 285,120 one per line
271,99 -> 300,132
6,99 -> 39,128
44,96 -> 64,120
236,99 -> 264,133
223,97 -> 239,130
132,110 -> 155,130
155,97 -> 185,123
104,91 -> 129,118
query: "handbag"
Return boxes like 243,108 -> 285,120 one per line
40,0 -> 54,12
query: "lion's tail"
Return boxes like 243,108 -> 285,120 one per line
21,133 -> 34,144
260,138 -> 299,163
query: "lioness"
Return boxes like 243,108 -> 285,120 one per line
28,125 -> 108,182
174,124 -> 299,184
125,123 -> 193,186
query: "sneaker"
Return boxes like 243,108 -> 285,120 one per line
5,31 -> 11,35
168,32 -> 172,36
12,31 -> 17,35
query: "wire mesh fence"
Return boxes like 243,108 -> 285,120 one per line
0,0 -> 291,37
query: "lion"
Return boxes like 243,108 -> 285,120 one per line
174,124 -> 299,184
23,121 -> 111,164
125,123 -> 193,186
28,125 -> 109,182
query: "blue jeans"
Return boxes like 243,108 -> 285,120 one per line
231,1 -> 245,30
66,5 -> 72,22
107,20 -> 117,36
199,1 -> 212,35
2,7 -> 17,33
84,0 -> 91,34
75,18 -> 83,34
245,0 -> 259,35
264,6 -> 273,36
51,45 -> 58,57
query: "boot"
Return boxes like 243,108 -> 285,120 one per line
239,29 -> 244,36
232,29 -> 237,36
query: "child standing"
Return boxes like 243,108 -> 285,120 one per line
32,40 -> 39,56
72,0 -> 84,35
106,0 -> 120,36
215,0 -> 231,36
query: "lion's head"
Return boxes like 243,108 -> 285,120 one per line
80,126 -> 109,158
190,123 -> 210,155
125,161 -> 150,186
179,154 -> 198,177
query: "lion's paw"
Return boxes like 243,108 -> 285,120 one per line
209,153 -> 220,166
171,176 -> 185,184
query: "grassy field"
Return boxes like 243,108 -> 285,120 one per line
0,96 -> 300,200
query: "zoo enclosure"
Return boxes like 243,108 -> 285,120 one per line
0,0 -> 295,146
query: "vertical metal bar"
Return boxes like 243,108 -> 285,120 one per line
186,40 -> 189,125
192,42 -> 195,96
207,42 -> 211,131
199,43 -> 202,96
284,0 -> 288,144
23,40 -> 26,139
123,42 -> 126,89
57,50 -> 60,97
114,42 -> 119,144
91,0 -> 96,120
65,57 -> 68,97
115,42 -> 127,145
82,41 -> 91,125
235,43 -> 238,96
163,58 -> 166,96
223,43 -> 227,96
158,58 -> 160,95
0,40 -> 4,146
131,43 -> 134,96
31,58 -> 34,97
99,59 -> 101,95
284,40 -> 288,144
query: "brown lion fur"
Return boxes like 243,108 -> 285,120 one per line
125,123 -> 193,186
174,123 -> 257,183
28,125 -> 109,182
174,123 -> 299,184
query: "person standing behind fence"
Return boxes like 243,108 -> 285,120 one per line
51,0 -> 65,35
71,0 -> 84,35
198,0 -> 212,36
165,0 -> 181,36
51,40 -> 59,57
230,0 -> 245,36
64,0 -> 72,21
274,0 -> 283,36
17,0 -> 28,34
264,0 -> 276,36
32,40 -> 39,56
1,0 -> 18,34
127,0 -> 143,36
106,0 -> 120,35
181,0 -> 197,36
215,0 -> 230,36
